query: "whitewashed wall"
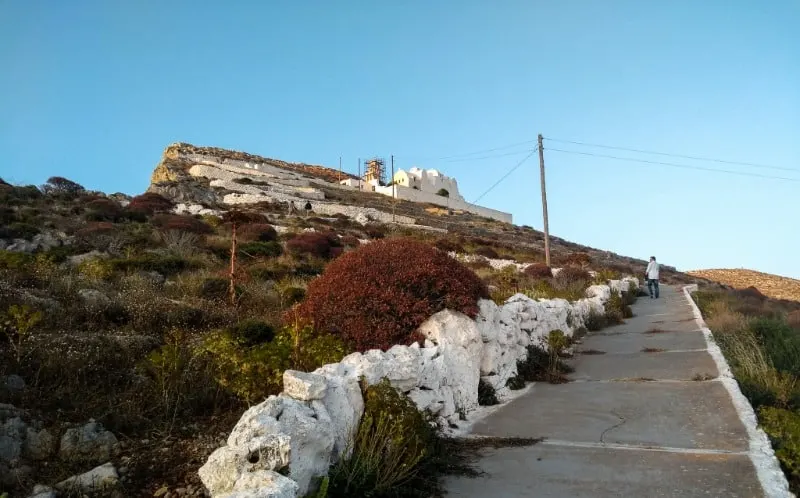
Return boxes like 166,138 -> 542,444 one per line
198,279 -> 637,497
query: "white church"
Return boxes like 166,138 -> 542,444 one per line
339,165 -> 512,223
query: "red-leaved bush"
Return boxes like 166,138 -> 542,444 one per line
524,263 -> 553,279
128,193 -> 174,215
152,214 -> 213,234
286,231 -> 341,259
239,223 -> 278,242
433,238 -> 464,254
292,238 -> 489,351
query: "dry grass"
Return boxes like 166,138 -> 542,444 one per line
641,347 -> 666,353
688,268 -> 800,303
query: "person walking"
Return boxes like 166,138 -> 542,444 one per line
645,256 -> 660,299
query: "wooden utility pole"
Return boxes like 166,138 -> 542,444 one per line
538,134 -> 551,267
391,155 -> 396,223
338,156 -> 342,183
357,158 -> 361,190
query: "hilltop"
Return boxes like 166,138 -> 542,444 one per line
0,143 -> 702,496
688,268 -> 800,303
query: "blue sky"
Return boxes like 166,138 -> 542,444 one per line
1,1 -> 799,278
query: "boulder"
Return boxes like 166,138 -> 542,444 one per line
28,484 -> 58,498
585,284 -> 611,301
208,395 -> 335,496
283,370 -> 327,401
0,417 -> 27,462
199,434 -> 291,496
340,350 -> 387,385
219,470 -> 299,497
383,345 -> 421,392
24,427 -> 56,460
59,420 -> 118,462
55,462 -> 119,493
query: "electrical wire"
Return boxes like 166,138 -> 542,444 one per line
443,148 -> 537,163
545,147 -> 800,183
544,137 -> 798,173
471,148 -> 538,204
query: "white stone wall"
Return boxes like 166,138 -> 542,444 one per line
198,278 -> 637,497
371,184 -> 512,223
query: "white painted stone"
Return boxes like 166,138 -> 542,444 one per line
384,345 -> 421,392
55,462 -> 118,493
310,367 -> 363,460
282,370 -> 327,401
223,470 -> 299,498
199,435 -> 292,496
417,310 -> 482,414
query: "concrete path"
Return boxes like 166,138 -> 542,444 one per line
445,285 -> 766,497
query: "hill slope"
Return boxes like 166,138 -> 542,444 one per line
688,268 -> 800,302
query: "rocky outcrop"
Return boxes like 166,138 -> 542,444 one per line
199,278 -> 637,497
59,420 -> 119,462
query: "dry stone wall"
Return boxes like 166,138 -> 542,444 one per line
198,278 -> 637,497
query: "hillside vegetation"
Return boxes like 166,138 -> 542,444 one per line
689,269 -> 800,303
0,144 -> 694,497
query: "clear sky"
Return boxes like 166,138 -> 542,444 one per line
1,1 -> 799,278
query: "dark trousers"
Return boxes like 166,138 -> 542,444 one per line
647,279 -> 660,298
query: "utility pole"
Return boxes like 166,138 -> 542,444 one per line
538,134 -> 551,267
391,155 -> 396,223
338,156 -> 342,183
357,158 -> 361,190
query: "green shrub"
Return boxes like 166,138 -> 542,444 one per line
516,343 -> 574,384
200,278 -> 232,300
0,250 -> 34,270
605,290 -> 631,323
294,238 -> 489,352
759,407 -> 800,489
505,375 -> 525,390
228,320 -> 276,346
328,378 -> 433,496
478,378 -> 499,406
3,222 -> 40,239
592,268 -> 621,284
78,257 -> 115,281
584,309 -> 607,331
750,318 -> 800,376
110,254 -> 197,276
239,241 -> 283,259
203,324 -> 346,403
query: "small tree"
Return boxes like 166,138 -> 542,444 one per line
41,176 -> 85,198
222,210 -> 264,306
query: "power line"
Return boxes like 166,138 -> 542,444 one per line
397,138 -> 538,163
443,148 -> 536,163
471,148 -> 538,204
544,137 -> 798,173
546,147 -> 800,183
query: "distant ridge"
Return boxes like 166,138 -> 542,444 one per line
687,268 -> 800,303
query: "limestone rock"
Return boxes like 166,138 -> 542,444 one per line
199,434 -> 291,496
311,365 -> 363,460
24,427 -> 56,460
222,470 -> 299,497
28,484 -> 58,498
0,417 -> 27,462
59,420 -> 118,462
417,310 -> 482,414
585,284 -> 611,301
383,345 -> 421,392
283,370 -> 327,401
55,462 -> 119,493
209,396 -> 334,497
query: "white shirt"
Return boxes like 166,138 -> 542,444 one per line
646,261 -> 660,279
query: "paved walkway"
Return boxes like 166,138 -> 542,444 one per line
445,285 -> 766,497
